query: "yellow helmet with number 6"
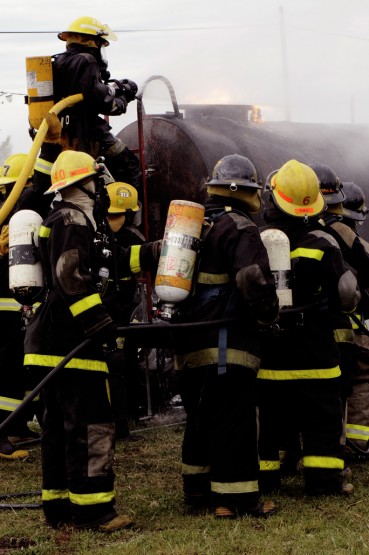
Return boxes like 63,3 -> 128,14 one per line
58,16 -> 117,45
45,150 -> 98,194
107,182 -> 139,213
268,159 -> 325,218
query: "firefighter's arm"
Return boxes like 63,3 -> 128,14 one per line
233,225 -> 279,324
51,212 -> 116,342
76,53 -> 132,116
236,265 -> 279,325
324,245 -> 361,313
115,240 -> 162,276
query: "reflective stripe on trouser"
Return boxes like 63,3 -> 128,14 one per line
0,396 -> 22,412
258,378 -> 344,494
179,363 -> 260,511
35,363 -> 117,528
346,422 -> 369,445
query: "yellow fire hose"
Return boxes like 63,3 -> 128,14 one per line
0,93 -> 83,226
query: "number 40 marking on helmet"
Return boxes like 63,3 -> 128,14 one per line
53,169 -> 66,181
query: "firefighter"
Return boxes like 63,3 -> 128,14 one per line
310,163 -> 356,450
0,114 -> 66,451
53,16 -> 141,190
326,182 -> 369,457
257,159 -> 360,496
173,154 -> 279,519
23,150 -> 161,531
0,153 -> 38,458
104,182 -> 145,440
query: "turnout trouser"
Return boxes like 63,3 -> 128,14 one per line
30,364 -> 117,528
179,363 -> 260,513
258,377 -> 344,494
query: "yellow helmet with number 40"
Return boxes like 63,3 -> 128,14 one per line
45,150 -> 98,194
268,159 -> 325,218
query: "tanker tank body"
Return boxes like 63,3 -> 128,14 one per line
117,84 -> 369,240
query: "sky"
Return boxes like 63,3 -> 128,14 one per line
1,0 -> 369,155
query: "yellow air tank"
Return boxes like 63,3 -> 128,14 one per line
155,200 -> 205,314
26,56 -> 54,131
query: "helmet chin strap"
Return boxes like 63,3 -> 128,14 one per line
75,183 -> 96,201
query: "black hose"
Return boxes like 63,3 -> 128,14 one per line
0,503 -> 42,510
0,306 -> 325,435
0,318 -> 241,435
0,491 -> 42,510
0,338 -> 91,435
349,313 -> 369,336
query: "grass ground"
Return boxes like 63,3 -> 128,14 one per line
1,411 -> 369,555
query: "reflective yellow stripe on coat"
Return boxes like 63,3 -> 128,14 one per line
69,293 -> 102,317
290,247 -> 324,261
130,245 -> 141,274
0,396 -> 22,412
0,298 -> 22,311
175,348 -> 260,371
257,366 -> 341,380
24,354 -> 108,373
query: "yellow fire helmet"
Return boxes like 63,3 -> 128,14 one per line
107,182 -> 139,213
269,159 -> 325,218
45,150 -> 98,194
0,153 -> 34,187
58,16 -> 117,45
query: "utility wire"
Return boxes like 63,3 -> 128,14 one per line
0,24 -> 266,34
0,24 -> 369,41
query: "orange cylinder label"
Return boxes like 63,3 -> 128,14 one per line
155,200 -> 205,296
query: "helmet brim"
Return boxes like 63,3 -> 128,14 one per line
320,189 -> 346,204
44,171 -> 97,194
0,177 -> 16,186
272,189 -> 326,218
108,205 -> 139,214
342,207 -> 367,221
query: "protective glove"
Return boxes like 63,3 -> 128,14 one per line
139,240 -> 162,270
151,239 -> 162,261
0,224 -> 9,257
44,112 -> 62,144
118,79 -> 138,102
111,97 -> 128,115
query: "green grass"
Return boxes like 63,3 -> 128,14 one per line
1,414 -> 369,554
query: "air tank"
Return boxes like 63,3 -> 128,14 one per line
9,209 -> 44,305
25,56 -> 54,131
260,228 -> 293,308
155,199 -> 205,318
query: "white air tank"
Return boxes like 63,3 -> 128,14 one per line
9,209 -> 44,305
260,228 -> 293,308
